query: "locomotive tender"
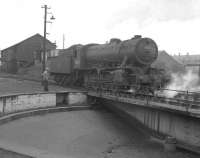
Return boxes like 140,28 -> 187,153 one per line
49,35 -> 167,94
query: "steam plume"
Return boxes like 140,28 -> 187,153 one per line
164,70 -> 200,98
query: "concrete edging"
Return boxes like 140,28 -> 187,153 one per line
0,105 -> 90,125
0,90 -> 88,115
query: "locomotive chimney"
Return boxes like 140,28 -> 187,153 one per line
109,38 -> 121,44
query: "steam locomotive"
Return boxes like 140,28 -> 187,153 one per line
49,35 -> 168,94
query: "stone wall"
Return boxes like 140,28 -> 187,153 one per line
0,91 -> 87,114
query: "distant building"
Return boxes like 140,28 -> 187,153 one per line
1,33 -> 56,73
173,54 -> 200,65
173,54 -> 200,73
48,49 -> 63,58
152,51 -> 185,73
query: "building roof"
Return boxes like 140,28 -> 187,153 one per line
173,54 -> 200,65
152,50 -> 185,73
2,33 -> 56,52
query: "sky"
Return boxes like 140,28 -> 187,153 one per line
0,0 -> 200,55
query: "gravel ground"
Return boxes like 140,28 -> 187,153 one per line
0,77 -> 68,96
0,109 -> 198,158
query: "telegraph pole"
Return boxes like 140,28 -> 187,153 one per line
42,5 -> 47,72
41,5 -> 55,90
41,5 -> 55,72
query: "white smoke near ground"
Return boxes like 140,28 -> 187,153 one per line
163,70 -> 200,98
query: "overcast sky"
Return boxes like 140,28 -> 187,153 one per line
0,0 -> 200,55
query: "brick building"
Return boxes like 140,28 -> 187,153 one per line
173,54 -> 200,73
1,34 -> 56,73
152,51 -> 185,73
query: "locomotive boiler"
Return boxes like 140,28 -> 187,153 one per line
84,36 -> 158,68
49,35 -> 166,94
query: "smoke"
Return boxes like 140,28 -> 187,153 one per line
109,0 -> 200,28
163,70 -> 200,98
